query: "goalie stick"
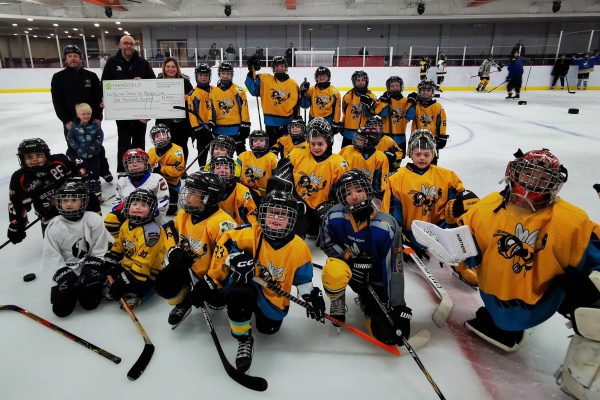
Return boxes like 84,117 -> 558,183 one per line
198,302 -> 268,391
402,245 -> 453,327
107,276 -> 154,381
0,304 -> 121,364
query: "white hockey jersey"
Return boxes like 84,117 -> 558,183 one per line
42,211 -> 111,276
114,173 -> 170,217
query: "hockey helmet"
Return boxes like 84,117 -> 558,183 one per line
306,117 -> 333,145
17,138 -> 50,168
149,124 -> 172,149
210,135 -> 236,158
407,129 -> 437,158
336,169 -> 373,213
55,179 -> 90,221
179,172 -> 225,215
287,118 -> 307,140
209,156 -> 236,186
63,45 -> 82,57
386,76 -> 404,93
258,190 -> 298,240
124,188 -> 158,226
122,148 -> 150,179
249,130 -> 269,154
351,70 -> 369,88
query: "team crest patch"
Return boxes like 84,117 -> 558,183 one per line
219,220 -> 236,234
176,150 -> 183,157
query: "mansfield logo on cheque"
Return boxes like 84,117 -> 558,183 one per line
105,82 -> 142,90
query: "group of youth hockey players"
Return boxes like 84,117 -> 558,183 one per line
5,55 -> 600,399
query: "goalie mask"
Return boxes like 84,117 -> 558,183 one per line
306,117 -> 333,145
336,169 -> 373,214
258,190 -> 298,241
505,148 -> 568,211
55,180 -> 89,221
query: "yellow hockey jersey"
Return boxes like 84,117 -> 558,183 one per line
209,84 -> 250,136
411,101 -> 447,137
382,163 -> 464,232
147,143 -> 186,186
112,220 -> 166,282
377,97 -> 412,136
208,224 -> 314,315
250,73 -> 299,120
219,182 -> 258,225
273,134 -> 307,159
376,134 -> 404,162
338,146 -> 389,197
237,150 -> 277,197
341,90 -> 377,133
288,146 -> 349,209
187,85 -> 215,129
164,208 -> 237,277
304,85 -> 342,123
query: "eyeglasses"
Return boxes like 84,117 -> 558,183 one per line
121,42 -> 136,47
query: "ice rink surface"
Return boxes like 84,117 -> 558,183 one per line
0,88 -> 598,400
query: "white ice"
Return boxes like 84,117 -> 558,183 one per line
1,88 -> 599,400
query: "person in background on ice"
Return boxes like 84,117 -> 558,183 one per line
210,61 -> 251,156
42,180 -> 110,317
410,80 -> 448,162
476,55 -> 502,92
187,63 -> 216,168
237,130 -> 277,203
147,124 -> 186,216
418,55 -> 430,81
245,55 -> 300,146
192,189 -> 325,373
7,138 -> 101,244
381,130 -> 479,287
299,66 -> 342,131
436,52 -> 447,90
105,189 -> 167,308
271,118 -> 307,159
457,149 -> 600,353
104,149 -> 170,238
550,53 -> 571,90
155,172 -> 236,328
572,50 -> 600,90
319,169 -> 411,344
66,103 -> 103,200
340,70 -> 378,148
506,50 -> 526,100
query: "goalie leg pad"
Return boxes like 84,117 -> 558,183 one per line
557,334 -> 600,400
573,307 -> 600,342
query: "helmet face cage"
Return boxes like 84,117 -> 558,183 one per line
336,170 -> 373,213
55,181 -> 89,220
351,70 -> 369,88
258,193 -> 298,240
210,156 -> 236,185
417,80 -> 436,100
18,138 -> 50,167
353,127 -> 381,151
124,189 -> 158,225
249,131 -> 269,152
210,136 -> 235,158
123,149 -> 150,178
179,185 -> 209,214
150,124 -> 171,148
408,129 -> 437,158
365,116 -> 383,134
315,66 -> 331,81
271,56 -> 288,72
306,117 -> 333,145
179,172 -> 224,214
287,119 -> 306,139
386,76 -> 404,93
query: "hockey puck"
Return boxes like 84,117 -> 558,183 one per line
568,108 -> 580,114
23,273 -> 36,282
518,101 -> 527,105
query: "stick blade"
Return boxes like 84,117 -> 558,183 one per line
127,343 -> 155,381
432,296 -> 453,327
399,328 -> 431,355
224,362 -> 269,392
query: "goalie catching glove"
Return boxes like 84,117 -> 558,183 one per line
444,189 -> 479,225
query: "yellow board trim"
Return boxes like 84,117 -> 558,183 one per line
0,88 -> 51,93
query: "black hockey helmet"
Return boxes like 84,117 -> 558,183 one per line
209,156 -> 236,186
272,56 -> 288,71
386,76 -> 404,93
287,118 -> 306,140
124,188 -> 158,226
195,63 -> 212,77
210,135 -> 236,158
249,130 -> 269,153
336,169 -> 373,214
258,190 -> 298,241
55,179 -> 90,221
417,79 -> 436,102
149,123 -> 171,149
314,66 -> 331,81
353,127 -> 381,151
17,138 -> 50,168
218,61 -> 234,87
179,172 -> 225,215
63,45 -> 82,57
351,70 -> 369,88
365,116 -> 383,134
306,117 -> 333,146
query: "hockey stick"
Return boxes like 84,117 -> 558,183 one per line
302,77 -> 308,123
172,105 -> 213,172
366,284 -> 447,400
524,62 -> 533,92
486,80 -> 507,93
198,302 -> 268,391
565,76 -> 576,94
0,216 -> 42,251
251,67 -> 264,130
402,245 -> 453,327
107,276 -> 154,381
0,304 -> 121,364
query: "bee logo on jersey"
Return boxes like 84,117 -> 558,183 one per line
181,235 -> 209,258
71,238 -> 90,259
261,261 -> 285,284
297,171 -> 327,198
351,104 -> 363,120
409,184 -> 442,216
244,165 -> 265,185
217,98 -> 234,116
270,88 -> 290,106
493,224 -> 548,275
315,95 -> 331,110
391,107 -> 406,124
419,113 -> 433,127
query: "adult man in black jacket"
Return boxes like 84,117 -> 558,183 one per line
51,45 -> 112,181
101,35 -> 156,172
551,53 -> 571,90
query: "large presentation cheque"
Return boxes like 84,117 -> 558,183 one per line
103,79 -> 186,120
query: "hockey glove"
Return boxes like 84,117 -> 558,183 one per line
315,200 -> 336,220
104,251 -> 124,278
379,91 -> 391,103
194,122 -> 215,142
332,123 -> 343,136
406,92 -> 418,106
348,256 -> 374,290
152,164 -> 162,175
390,304 -> 412,342
167,247 -> 195,270
228,252 -> 255,284
477,72 -> 482,78
436,135 -> 449,150
190,275 -> 218,307
384,150 -> 397,169
360,94 -> 375,110
238,123 -> 251,141
302,287 -> 326,323
7,223 -> 26,244
51,267 -> 80,303
444,189 -> 480,225
593,183 -> 600,193
79,257 -> 106,303
108,269 -> 136,300
247,55 -> 261,72
299,81 -> 310,96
